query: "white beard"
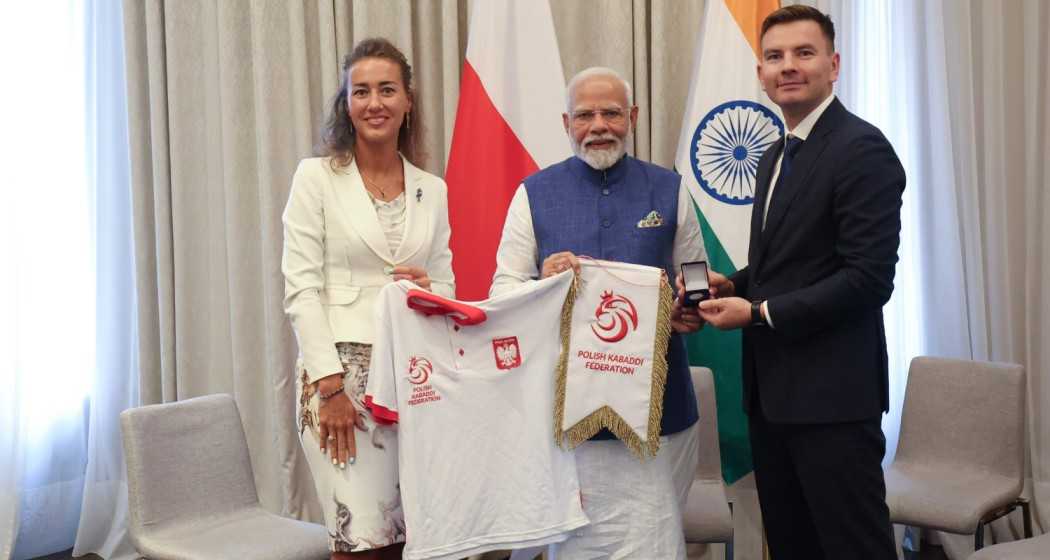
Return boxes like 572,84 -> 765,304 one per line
572,133 -> 628,170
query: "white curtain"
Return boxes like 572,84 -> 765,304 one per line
0,1 -> 137,558
0,2 -> 92,559
73,0 -> 140,558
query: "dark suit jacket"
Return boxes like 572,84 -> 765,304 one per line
730,98 -> 905,424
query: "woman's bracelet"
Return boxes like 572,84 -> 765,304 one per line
319,384 -> 345,401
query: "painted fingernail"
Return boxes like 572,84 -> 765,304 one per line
332,458 -> 337,465
349,457 -> 356,465
340,462 -> 346,469
383,266 -> 394,275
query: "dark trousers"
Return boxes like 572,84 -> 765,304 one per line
749,406 -> 896,560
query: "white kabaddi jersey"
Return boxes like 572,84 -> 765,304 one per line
365,272 -> 589,560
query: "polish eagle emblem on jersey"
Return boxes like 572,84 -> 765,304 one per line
491,336 -> 522,370
590,290 -> 639,343
407,356 -> 433,385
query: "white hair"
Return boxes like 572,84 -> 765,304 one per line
565,67 -> 634,112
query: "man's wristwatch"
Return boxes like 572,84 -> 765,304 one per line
750,301 -> 767,327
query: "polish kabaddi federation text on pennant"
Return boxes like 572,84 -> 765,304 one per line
555,259 -> 673,458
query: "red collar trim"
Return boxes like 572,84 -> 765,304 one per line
406,289 -> 487,325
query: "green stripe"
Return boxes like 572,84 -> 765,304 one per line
686,201 -> 753,484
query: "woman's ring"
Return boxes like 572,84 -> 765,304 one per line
327,436 -> 336,442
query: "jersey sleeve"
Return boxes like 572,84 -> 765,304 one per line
365,285 -> 400,424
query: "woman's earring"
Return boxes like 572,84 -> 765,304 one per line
405,112 -> 411,130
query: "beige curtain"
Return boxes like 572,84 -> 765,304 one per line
121,1 -> 1047,559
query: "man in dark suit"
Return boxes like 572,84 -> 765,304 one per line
696,5 -> 904,559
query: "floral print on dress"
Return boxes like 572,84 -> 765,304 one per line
338,342 -> 372,434
330,493 -> 381,551
297,342 -> 405,553
298,369 -> 317,436
298,342 -> 377,447
334,342 -> 396,452
375,486 -> 407,545
328,490 -> 405,552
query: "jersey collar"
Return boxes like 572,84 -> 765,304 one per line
406,289 -> 487,325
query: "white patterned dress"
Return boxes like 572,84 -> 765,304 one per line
296,191 -> 409,552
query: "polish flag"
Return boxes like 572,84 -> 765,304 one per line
445,0 -> 571,301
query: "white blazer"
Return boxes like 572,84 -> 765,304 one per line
282,155 -> 455,383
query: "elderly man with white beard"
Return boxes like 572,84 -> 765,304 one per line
490,67 -> 707,559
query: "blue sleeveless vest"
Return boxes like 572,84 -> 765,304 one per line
524,155 -> 698,436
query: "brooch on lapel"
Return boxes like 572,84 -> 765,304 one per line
636,210 -> 664,228
416,188 -> 423,202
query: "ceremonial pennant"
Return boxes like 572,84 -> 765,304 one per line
554,260 -> 672,458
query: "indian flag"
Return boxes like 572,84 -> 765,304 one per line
675,0 -> 782,485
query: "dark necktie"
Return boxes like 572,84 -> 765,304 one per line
764,135 -> 804,230
779,135 -> 804,181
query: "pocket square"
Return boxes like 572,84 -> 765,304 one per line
637,210 -> 664,228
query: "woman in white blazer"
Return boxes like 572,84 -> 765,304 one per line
282,38 -> 454,559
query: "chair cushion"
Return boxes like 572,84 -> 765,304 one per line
136,507 -> 329,560
968,533 -> 1050,560
682,480 -> 733,542
885,463 -> 1021,534
122,394 -> 260,529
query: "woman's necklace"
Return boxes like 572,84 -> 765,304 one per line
360,170 -> 401,201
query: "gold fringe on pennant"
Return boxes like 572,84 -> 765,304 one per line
552,272 -> 579,446
646,279 -> 674,457
563,406 -> 648,459
554,273 -> 675,460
